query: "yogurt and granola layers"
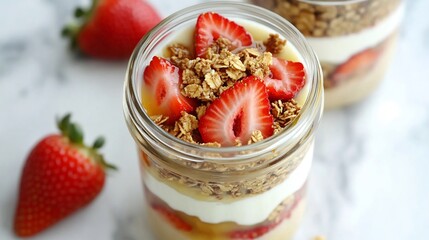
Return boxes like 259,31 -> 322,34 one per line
138,12 -> 313,240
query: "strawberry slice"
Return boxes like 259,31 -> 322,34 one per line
143,56 -> 196,123
264,57 -> 306,100
195,12 -> 253,57
152,204 -> 192,232
198,76 -> 273,146
330,48 -> 380,83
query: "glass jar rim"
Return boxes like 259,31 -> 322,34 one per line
124,1 -> 323,163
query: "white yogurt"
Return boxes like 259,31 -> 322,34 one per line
143,144 -> 313,226
307,3 -> 404,63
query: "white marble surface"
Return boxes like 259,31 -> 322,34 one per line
1,0 -> 428,239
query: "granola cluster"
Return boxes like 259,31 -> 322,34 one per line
264,34 -> 287,54
158,34 -> 300,145
171,38 -> 272,101
271,99 -> 301,134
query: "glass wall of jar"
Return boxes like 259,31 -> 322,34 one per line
253,0 -> 404,109
124,2 -> 323,239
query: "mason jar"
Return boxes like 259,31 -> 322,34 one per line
124,2 -> 323,239
253,0 -> 404,109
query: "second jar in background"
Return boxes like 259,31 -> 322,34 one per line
253,0 -> 404,109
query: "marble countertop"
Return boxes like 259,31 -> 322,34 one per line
1,0 -> 428,239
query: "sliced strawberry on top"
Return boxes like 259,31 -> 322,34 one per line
195,12 -> 253,57
198,76 -> 273,146
143,56 -> 196,123
152,204 -> 192,232
330,48 -> 380,84
264,57 -> 306,100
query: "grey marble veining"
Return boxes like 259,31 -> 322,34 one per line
1,0 -> 428,239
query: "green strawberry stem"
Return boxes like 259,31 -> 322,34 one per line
61,0 -> 100,48
68,123 -> 84,144
99,156 -> 117,170
74,7 -> 86,18
57,113 -> 71,133
92,136 -> 105,149
61,25 -> 80,48
57,113 -> 117,171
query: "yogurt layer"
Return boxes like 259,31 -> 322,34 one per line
143,143 -> 313,226
307,3 -> 404,63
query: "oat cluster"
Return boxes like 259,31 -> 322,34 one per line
264,34 -> 287,54
271,99 -> 301,134
170,37 -> 273,101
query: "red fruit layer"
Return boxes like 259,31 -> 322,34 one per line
152,204 -> 193,232
229,185 -> 305,239
330,48 -> 381,84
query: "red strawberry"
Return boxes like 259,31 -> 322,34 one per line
264,57 -> 306,100
14,114 -> 116,237
195,12 -> 253,57
230,224 -> 276,239
198,76 -> 273,146
62,0 -> 162,59
152,204 -> 192,232
330,48 -> 380,83
143,56 -> 197,123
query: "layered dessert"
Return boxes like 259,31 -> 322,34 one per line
253,0 -> 404,108
137,11 -> 314,240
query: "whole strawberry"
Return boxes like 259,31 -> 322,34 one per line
62,0 -> 162,59
14,114 -> 116,237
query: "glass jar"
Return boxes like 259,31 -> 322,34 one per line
253,0 -> 404,109
123,2 -> 323,240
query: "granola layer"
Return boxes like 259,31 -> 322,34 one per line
255,0 -> 402,37
138,143 -> 312,225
